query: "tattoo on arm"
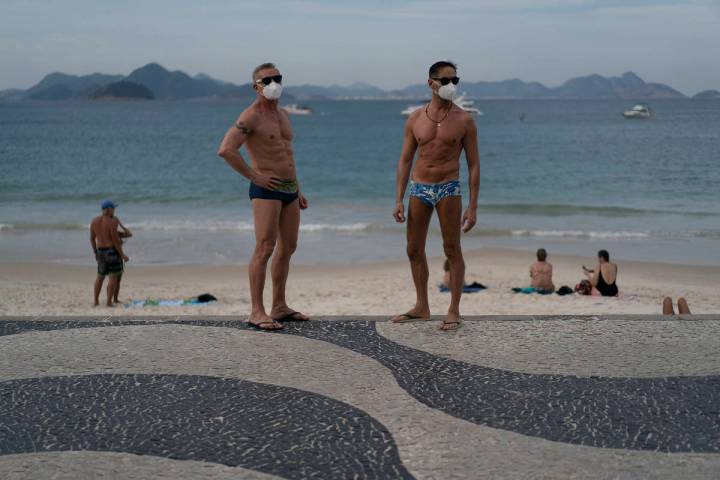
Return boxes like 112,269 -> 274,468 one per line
234,122 -> 250,134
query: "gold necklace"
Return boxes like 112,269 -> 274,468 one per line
425,103 -> 451,126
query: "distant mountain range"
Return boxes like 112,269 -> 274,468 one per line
90,81 -> 154,100
288,72 -> 690,100
692,89 -> 720,99
0,63 -> 265,101
1,63 -> 716,101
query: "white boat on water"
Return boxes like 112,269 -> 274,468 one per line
455,95 -> 483,115
400,95 -> 483,116
282,104 -> 313,115
623,104 -> 654,119
400,104 -> 423,116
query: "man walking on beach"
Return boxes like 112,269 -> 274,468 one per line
218,63 -> 309,330
90,200 -> 129,307
392,61 -> 480,331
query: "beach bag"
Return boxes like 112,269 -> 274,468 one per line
197,293 -> 217,303
556,286 -> 574,296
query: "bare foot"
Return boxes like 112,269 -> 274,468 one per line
249,312 -> 283,330
270,306 -> 310,322
662,297 -> 674,315
678,297 -> 692,315
93,302 -> 99,307
105,303 -> 115,308
391,307 -> 431,323
439,311 -> 462,332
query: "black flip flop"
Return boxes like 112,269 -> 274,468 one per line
247,320 -> 283,331
274,311 -> 310,322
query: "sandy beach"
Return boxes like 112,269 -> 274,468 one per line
1,247 -> 717,317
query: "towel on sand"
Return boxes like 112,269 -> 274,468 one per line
439,282 -> 487,293
511,287 -> 554,295
124,293 -> 217,308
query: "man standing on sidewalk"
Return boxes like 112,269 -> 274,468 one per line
218,63 -> 310,330
392,61 -> 480,331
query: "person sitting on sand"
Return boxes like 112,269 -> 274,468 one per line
582,249 -> 618,297
440,259 -> 486,292
530,248 -> 555,293
513,248 -> 555,294
90,200 -> 129,307
663,297 -> 691,315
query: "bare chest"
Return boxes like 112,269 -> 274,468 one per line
413,115 -> 464,147
252,115 -> 292,144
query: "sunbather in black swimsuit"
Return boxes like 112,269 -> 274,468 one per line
596,269 -> 618,297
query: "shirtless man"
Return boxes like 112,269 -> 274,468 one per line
218,63 -> 309,331
90,200 -> 129,307
530,248 -> 555,292
392,61 -> 480,331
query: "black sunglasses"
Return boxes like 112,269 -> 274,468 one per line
256,75 -> 283,86
432,76 -> 460,86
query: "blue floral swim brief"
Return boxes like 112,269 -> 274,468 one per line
409,180 -> 461,207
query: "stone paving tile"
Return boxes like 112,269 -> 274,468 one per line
2,317 -> 720,479
282,320 -> 720,453
1,374 -> 411,479
3,319 -> 720,452
377,319 -> 720,377
0,452 -> 281,480
33,315 -> 115,322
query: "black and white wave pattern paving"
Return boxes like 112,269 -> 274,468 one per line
2,318 -> 720,453
0,373 -> 413,480
284,320 -> 720,453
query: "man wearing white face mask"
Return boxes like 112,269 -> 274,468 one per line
392,61 -> 480,332
218,62 -> 310,330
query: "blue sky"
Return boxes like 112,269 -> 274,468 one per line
1,0 -> 718,94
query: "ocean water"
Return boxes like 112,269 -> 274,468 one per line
1,99 -> 719,266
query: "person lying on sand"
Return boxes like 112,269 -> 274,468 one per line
582,249 -> 618,297
663,297 -> 691,315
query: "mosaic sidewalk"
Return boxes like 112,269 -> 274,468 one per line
1,315 -> 719,479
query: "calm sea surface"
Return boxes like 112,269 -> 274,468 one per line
1,99 -> 719,266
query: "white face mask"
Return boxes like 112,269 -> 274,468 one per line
437,83 -> 457,101
261,81 -> 283,100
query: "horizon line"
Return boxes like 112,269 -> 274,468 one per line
4,63 -> 712,97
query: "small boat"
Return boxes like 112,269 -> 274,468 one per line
400,95 -> 483,116
455,95 -> 483,116
400,104 -> 423,116
282,104 -> 313,115
623,104 -> 654,119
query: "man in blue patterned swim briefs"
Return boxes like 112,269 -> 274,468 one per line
392,60 -> 480,332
